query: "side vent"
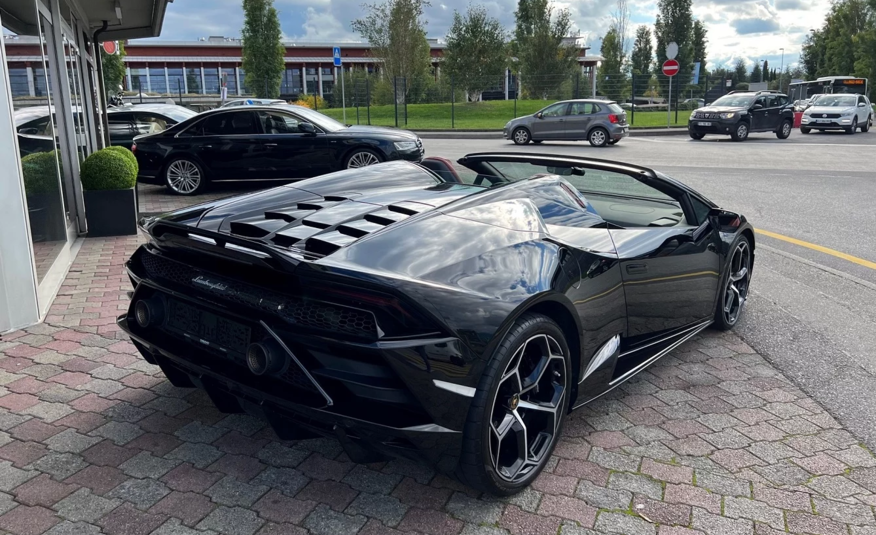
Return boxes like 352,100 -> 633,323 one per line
230,219 -> 289,238
365,209 -> 410,226
388,201 -> 429,215
304,232 -> 359,256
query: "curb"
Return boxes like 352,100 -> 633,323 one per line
416,128 -> 689,139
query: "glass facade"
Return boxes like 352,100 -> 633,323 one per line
149,67 -> 167,93
9,67 -> 28,96
185,67 -> 201,93
167,67 -> 184,94
238,68 -> 248,94
130,67 -> 147,93
203,66 -> 220,94
222,67 -> 236,94
281,67 -> 301,95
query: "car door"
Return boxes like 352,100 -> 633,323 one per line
857,96 -> 870,123
564,102 -> 597,140
192,111 -> 266,180
254,109 -> 331,179
107,112 -> 138,148
529,103 -> 569,139
748,96 -> 770,131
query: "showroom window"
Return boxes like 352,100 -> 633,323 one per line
203,66 -> 220,94
185,67 -> 202,93
9,67 -> 29,96
130,67 -> 147,93
223,67 -> 236,94
167,67 -> 184,94
149,67 -> 167,93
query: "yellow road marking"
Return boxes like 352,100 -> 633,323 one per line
755,229 -> 876,270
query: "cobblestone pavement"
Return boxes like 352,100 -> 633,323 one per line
2,236 -> 875,535
138,185 -> 240,216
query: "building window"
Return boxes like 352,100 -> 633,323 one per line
306,68 -> 316,76
167,67 -> 184,94
281,67 -> 301,94
238,68 -> 248,94
222,67 -> 236,94
322,80 -> 334,95
9,68 -> 30,96
321,67 -> 332,76
203,67 -> 220,94
185,67 -> 201,94
306,79 -> 318,94
33,66 -> 48,96
130,67 -> 147,93
148,67 -> 166,93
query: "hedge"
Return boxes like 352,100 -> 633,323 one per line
80,147 -> 137,191
105,146 -> 138,174
21,151 -> 61,196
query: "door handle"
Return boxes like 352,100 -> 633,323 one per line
201,144 -> 212,149
625,264 -> 648,275
264,143 -> 278,147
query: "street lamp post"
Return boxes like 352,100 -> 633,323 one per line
760,60 -> 765,83
779,48 -> 785,93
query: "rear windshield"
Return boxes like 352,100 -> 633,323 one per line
607,103 -> 624,114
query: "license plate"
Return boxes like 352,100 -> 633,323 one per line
166,298 -> 251,355
817,119 -> 832,123
698,122 -> 712,127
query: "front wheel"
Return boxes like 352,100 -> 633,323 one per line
344,149 -> 382,169
588,128 -> 609,147
846,118 -> 857,135
713,235 -> 752,331
776,120 -> 792,139
455,313 -> 570,496
801,127 -> 811,134
730,122 -> 749,142
165,157 -> 207,196
512,128 -> 531,145
689,132 -> 705,140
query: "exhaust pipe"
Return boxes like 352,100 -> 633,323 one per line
134,297 -> 164,328
245,339 -> 287,376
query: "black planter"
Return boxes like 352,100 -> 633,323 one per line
84,188 -> 138,237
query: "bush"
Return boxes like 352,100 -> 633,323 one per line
105,146 -> 138,174
80,148 -> 137,191
21,151 -> 61,196
293,95 -> 328,109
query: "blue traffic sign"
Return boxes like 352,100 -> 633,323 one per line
333,47 -> 342,67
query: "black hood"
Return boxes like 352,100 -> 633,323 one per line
695,106 -> 747,113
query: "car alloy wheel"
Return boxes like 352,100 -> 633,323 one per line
166,159 -> 202,195
847,118 -> 858,135
780,121 -> 792,139
489,334 -> 566,484
513,128 -> 530,145
589,128 -> 608,147
723,240 -> 751,326
733,123 -> 749,141
346,151 -> 381,168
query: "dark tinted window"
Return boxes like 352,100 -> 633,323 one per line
690,197 -> 712,226
200,112 -> 258,135
107,113 -> 134,124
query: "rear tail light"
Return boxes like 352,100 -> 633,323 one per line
608,114 -> 620,124
131,143 -> 137,153
309,284 -> 436,336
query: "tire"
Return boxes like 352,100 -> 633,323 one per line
455,313 -> 571,496
712,235 -> 752,331
689,132 -> 705,140
846,118 -> 857,135
861,116 -> 870,132
607,139 -> 619,145
164,157 -> 207,196
730,122 -> 749,142
344,149 -> 382,169
532,140 -> 544,144
776,119 -> 792,139
588,127 -> 609,147
800,127 -> 811,134
512,127 -> 531,145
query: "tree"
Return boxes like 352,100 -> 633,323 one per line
443,6 -> 507,101
611,0 -> 631,56
630,26 -> 653,98
100,42 -> 126,97
353,0 -> 432,101
751,62 -> 762,83
733,58 -> 748,85
598,29 -> 626,101
653,0 -> 693,98
513,0 -> 579,99
241,0 -> 285,98
691,20 -> 708,70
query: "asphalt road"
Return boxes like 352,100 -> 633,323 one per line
424,131 -> 876,451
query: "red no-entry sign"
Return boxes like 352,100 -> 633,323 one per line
102,41 -> 117,55
662,59 -> 680,77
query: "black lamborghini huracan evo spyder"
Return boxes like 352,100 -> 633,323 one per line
119,153 -> 754,495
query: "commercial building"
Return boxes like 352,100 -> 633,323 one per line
0,0 -> 171,332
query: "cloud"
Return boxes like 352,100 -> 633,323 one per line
775,0 -> 806,9
731,18 -> 781,35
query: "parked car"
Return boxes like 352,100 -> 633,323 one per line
14,106 -> 66,156
132,104 -> 424,195
504,99 -> 629,147
220,98 -> 287,108
688,90 -> 795,141
120,151 -> 754,495
107,104 -> 198,149
800,94 -> 872,134
682,98 -> 705,110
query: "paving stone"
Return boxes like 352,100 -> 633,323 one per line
152,518 -> 219,535
107,478 -> 171,509
785,511 -> 848,535
345,492 -> 408,526
502,485 -> 542,513
28,452 -> 85,481
663,484 -> 721,514
149,491 -> 216,527
45,428 -> 102,453
205,476 -> 269,507
753,460 -> 811,486
794,453 -> 849,475
830,445 -> 876,468
0,504 -> 61,535
44,521 -> 103,535
693,471 -> 750,497
538,494 -> 597,526
197,506 -> 266,535
303,504 -> 367,535
701,429 -> 752,450
97,502 -> 167,535
691,508 -> 754,535
813,496 -> 875,525
342,465 -> 402,495
166,442 -> 223,469
12,473 -> 77,507
594,511 -> 657,535
161,463 -> 224,493
65,465 -> 129,495
256,442 -> 310,468
120,451 -> 180,478
90,421 -> 144,445
723,496 -> 784,530
0,491 -> 15,515
752,484 -> 813,511
746,441 -> 800,465
294,480 -> 358,512
53,487 -> 121,522
589,447 -> 640,472
608,472 -> 663,500
444,491 -> 503,524
103,403 -> 153,423
641,458 -> 693,484
248,466 -> 310,496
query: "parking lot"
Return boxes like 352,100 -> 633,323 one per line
5,130 -> 876,535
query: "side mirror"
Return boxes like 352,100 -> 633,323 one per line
536,112 -> 543,119
298,122 -> 316,134
859,103 -> 867,107
752,103 -> 764,110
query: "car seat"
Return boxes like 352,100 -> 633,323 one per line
419,157 -> 462,183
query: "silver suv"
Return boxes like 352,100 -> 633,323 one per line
504,99 -> 629,147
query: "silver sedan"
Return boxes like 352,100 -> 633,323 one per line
503,99 -> 630,147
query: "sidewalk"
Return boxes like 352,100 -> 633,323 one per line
0,235 -> 874,535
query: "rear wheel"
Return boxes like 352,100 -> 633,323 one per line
713,235 -> 752,331
588,128 -> 609,147
165,157 -> 207,196
512,128 -> 531,145
730,122 -> 749,142
689,132 -> 705,140
776,120 -> 792,139
455,313 -> 570,496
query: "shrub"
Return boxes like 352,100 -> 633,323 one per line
105,145 -> 138,174
21,151 -> 61,196
80,147 -> 137,191
293,95 -> 328,109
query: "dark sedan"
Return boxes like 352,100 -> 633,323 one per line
107,104 -> 198,149
132,105 -> 425,195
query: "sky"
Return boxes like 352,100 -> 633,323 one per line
146,0 -> 832,72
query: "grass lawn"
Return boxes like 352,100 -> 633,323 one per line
319,100 -> 691,130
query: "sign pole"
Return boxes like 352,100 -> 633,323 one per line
333,46 -> 345,123
667,78 -> 672,128
341,67 -> 346,124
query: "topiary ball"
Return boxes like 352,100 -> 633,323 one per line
21,151 -> 62,197
105,146 -> 138,174
80,148 -> 137,191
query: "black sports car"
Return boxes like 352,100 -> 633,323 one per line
119,153 -> 754,495
132,104 -> 424,195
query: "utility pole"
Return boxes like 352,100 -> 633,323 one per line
779,48 -> 785,93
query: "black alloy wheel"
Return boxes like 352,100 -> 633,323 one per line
456,313 -> 570,495
713,236 -> 752,330
512,127 -> 531,145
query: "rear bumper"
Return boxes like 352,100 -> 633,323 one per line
609,124 -> 630,140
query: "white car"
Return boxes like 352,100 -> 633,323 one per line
220,98 -> 286,108
800,94 -> 872,134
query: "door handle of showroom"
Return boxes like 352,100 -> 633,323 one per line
626,264 -> 648,275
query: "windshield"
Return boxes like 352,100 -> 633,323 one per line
710,95 -> 756,107
289,106 -> 346,132
816,95 -> 858,107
